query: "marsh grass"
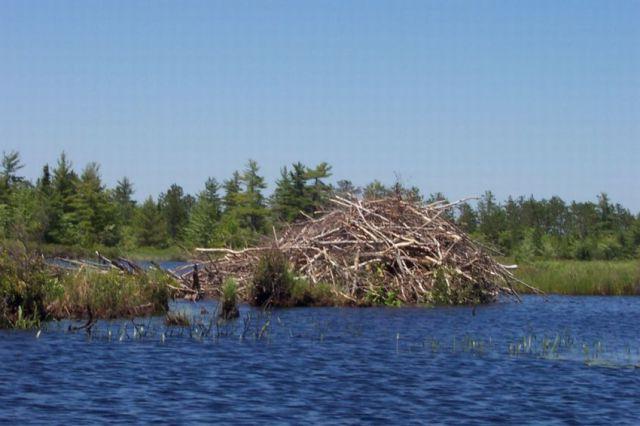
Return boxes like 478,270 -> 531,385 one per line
515,260 -> 640,295
47,268 -> 171,319
1,243 -> 173,329
0,243 -> 57,328
250,249 -> 345,307
290,279 -> 341,306
218,278 -> 240,319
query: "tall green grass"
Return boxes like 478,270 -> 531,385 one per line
515,260 -> 640,295
1,243 -> 173,328
47,268 -> 171,319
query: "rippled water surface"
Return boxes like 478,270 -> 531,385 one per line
1,296 -> 640,424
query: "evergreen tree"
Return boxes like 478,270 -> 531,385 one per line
114,177 -> 136,224
185,178 -> 222,247
476,191 -> 505,246
159,184 -> 190,241
71,163 -> 119,246
456,202 -> 478,233
271,166 -> 294,222
0,150 -> 25,188
222,171 -> 242,212
135,197 -> 168,247
36,165 -> 52,195
363,180 -> 389,200
271,164 -> 311,222
46,153 -> 79,244
335,179 -> 359,197
235,160 -> 268,232
305,162 -> 332,210
0,151 -> 25,204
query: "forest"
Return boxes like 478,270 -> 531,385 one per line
1,150 -> 639,262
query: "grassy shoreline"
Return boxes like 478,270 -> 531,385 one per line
34,243 -> 190,262
514,260 -> 640,296
3,240 -> 640,331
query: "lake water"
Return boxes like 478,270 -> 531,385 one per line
1,296 -> 639,424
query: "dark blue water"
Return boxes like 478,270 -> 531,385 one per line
1,296 -> 639,424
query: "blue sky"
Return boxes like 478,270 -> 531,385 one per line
1,1 -> 638,209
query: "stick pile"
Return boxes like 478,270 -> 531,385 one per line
196,195 -> 535,304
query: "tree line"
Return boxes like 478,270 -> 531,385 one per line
1,150 -> 638,260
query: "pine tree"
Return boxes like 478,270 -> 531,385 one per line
0,151 -> 25,204
185,178 -> 222,247
46,152 -> 79,244
363,180 -> 389,200
135,197 -> 168,247
271,162 -> 334,223
222,171 -> 242,212
335,180 -> 358,197
305,162 -> 332,210
456,202 -> 478,233
114,177 -> 136,224
159,184 -> 189,241
71,163 -> 119,246
36,165 -> 52,195
0,151 -> 25,188
271,167 -> 296,222
236,160 -> 268,232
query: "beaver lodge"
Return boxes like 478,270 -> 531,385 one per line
195,195 -> 539,306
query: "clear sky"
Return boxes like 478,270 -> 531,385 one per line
1,1 -> 638,209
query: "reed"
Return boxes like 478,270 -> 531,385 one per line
47,268 -> 171,319
0,243 -> 56,328
514,260 -> 640,295
218,278 -> 240,319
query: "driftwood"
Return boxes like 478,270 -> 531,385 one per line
195,195 -> 540,304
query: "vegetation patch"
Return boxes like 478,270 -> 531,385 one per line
249,249 -> 296,307
218,278 -> 240,319
0,243 -> 58,329
515,260 -> 640,296
47,268 -> 171,320
0,244 -> 175,329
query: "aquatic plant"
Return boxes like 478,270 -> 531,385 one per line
249,249 -> 296,307
46,268 -> 170,319
218,278 -> 240,319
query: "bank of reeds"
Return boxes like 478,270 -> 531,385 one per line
0,243 -> 176,329
0,243 -> 56,328
46,268 -> 172,320
514,260 -> 640,295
